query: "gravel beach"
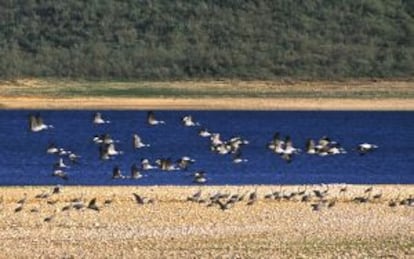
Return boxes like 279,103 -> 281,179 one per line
0,184 -> 412,258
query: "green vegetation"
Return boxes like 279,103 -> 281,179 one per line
3,79 -> 413,99
0,0 -> 413,80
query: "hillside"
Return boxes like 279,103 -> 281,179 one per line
0,0 -> 413,79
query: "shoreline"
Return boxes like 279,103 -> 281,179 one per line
0,184 -> 413,257
1,96 -> 414,110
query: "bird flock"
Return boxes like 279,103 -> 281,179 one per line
186,185 -> 414,212
28,111 -> 379,184
2,184 -> 412,224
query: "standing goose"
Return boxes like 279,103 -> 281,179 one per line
87,198 -> 100,211
247,190 -> 257,205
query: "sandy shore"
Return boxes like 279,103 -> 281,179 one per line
1,96 -> 414,110
0,184 -> 413,258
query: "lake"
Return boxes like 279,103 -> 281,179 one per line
0,110 -> 413,185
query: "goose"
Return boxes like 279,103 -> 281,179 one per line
187,190 -> 202,202
58,148 -> 71,156
87,198 -> 99,211
199,128 -> 212,137
52,169 -> 69,180
140,158 -> 157,170
93,112 -> 110,124
228,137 -> 249,153
212,143 -> 232,155
193,171 -> 207,184
216,199 -> 233,211
357,143 -> 378,155
181,115 -> 200,127
305,139 -> 317,154
54,158 -> 69,169
247,190 -> 257,205
176,156 -> 196,170
283,136 -> 300,155
43,214 -> 55,222
35,191 -> 50,199
29,113 -> 53,132
106,143 -> 122,156
130,164 -> 143,179
147,111 -> 165,125
327,144 -> 347,155
68,153 -> 81,163
155,158 -> 179,171
210,133 -> 223,146
17,193 -> 27,205
132,193 -> 154,205
132,134 -> 150,149
93,134 -> 118,145
104,194 -> 115,205
52,185 -> 62,194
99,145 -> 111,160
47,143 -> 59,154
267,132 -> 284,151
112,165 -> 125,179
232,151 -> 248,164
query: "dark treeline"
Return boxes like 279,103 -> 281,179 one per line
0,0 -> 413,80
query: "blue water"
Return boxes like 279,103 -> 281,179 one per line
0,110 -> 413,186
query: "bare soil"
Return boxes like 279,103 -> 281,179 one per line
0,185 -> 413,258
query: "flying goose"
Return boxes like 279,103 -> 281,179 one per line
357,143 -> 378,155
47,143 -> 59,154
52,169 -> 69,180
155,158 -> 179,171
132,134 -> 150,149
181,115 -> 200,127
232,151 -> 248,164
140,158 -> 157,170
193,171 -> 207,184
147,111 -> 165,125
93,112 -> 110,124
176,156 -> 196,170
199,128 -> 212,137
130,164 -> 143,179
29,113 -> 53,132
112,165 -> 125,179
106,143 -> 123,156
54,158 -> 69,169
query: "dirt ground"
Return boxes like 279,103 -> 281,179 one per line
0,185 -> 413,258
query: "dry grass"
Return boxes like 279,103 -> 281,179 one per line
0,184 -> 413,258
0,79 -> 414,110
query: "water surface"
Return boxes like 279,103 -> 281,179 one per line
0,110 -> 413,185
